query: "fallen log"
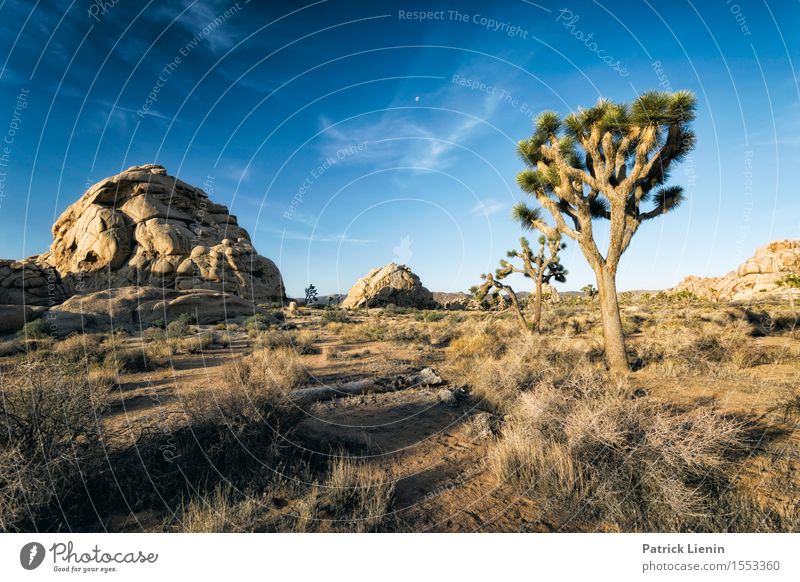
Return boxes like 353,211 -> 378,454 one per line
288,367 -> 443,405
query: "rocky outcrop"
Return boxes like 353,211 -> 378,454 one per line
46,286 -> 273,335
0,258 -> 67,306
37,164 -> 284,303
674,240 -> 800,301
341,263 -> 436,309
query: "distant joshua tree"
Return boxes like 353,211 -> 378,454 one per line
471,233 -> 567,333
582,284 -> 598,299
514,91 -> 697,371
304,284 -> 318,305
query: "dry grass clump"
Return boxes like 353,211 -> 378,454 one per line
178,484 -> 267,533
222,346 -> 309,398
254,329 -> 317,354
313,454 -> 395,532
173,331 -> 215,354
444,320 -> 601,414
488,367 -> 761,531
630,317 -> 774,375
0,338 -> 26,357
0,355 -> 112,531
322,345 -> 342,360
53,332 -> 109,362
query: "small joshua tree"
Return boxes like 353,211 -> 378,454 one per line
515,91 -> 696,371
503,234 -> 567,331
582,284 -> 598,299
471,233 -> 567,333
304,283 -> 318,305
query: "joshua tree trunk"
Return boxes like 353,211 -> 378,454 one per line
531,274 -> 544,331
506,288 -> 530,333
594,266 -> 628,372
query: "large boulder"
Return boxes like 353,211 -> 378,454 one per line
37,164 -> 284,303
46,285 -> 272,335
341,263 -> 436,309
673,240 -> 800,301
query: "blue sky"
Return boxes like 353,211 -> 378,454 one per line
0,0 -> 797,296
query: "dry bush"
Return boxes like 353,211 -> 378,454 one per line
1,343 -> 309,532
144,338 -> 173,361
213,330 -> 233,348
446,328 -> 506,362
113,349 -> 306,531
0,356 -> 112,531
386,321 -> 431,346
487,366 -> 767,531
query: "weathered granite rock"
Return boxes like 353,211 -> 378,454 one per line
673,240 -> 800,301
341,263 -> 436,309
38,164 -> 284,302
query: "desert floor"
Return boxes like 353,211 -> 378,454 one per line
1,295 -> 798,532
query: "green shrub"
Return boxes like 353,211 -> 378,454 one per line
322,309 -> 351,324
16,318 -> 51,340
244,313 -> 272,334
167,319 -> 190,338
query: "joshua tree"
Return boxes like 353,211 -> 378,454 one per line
304,283 -> 318,305
514,91 -> 696,371
503,234 -> 567,331
582,284 -> 598,299
471,273 -> 529,332
471,234 -> 567,333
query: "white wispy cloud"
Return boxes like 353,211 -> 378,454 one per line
471,198 -> 506,217
315,76 -> 503,172
151,0 -> 247,56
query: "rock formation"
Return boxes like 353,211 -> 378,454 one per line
341,263 -> 436,309
0,165 -> 286,334
37,164 -> 284,302
673,239 -> 800,301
